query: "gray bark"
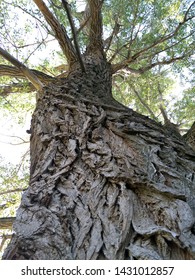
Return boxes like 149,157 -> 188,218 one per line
3,57 -> 195,260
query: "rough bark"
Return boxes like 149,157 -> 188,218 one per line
3,57 -> 195,260
183,122 -> 195,151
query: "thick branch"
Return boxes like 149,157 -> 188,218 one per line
62,0 -> 85,72
0,82 -> 34,96
0,48 -> 43,90
33,0 -> 77,66
86,0 -> 104,56
104,19 -> 120,53
0,217 -> 15,230
0,65 -> 54,84
159,104 -> 170,124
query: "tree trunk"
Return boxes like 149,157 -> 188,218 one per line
3,57 -> 195,260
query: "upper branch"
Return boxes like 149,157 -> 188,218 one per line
33,0 -> 77,67
62,0 -> 85,72
86,0 -> 104,57
0,48 -> 43,90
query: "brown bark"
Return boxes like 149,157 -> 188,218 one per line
3,57 -> 195,260
86,0 -> 104,57
0,218 -> 15,230
183,122 -> 195,151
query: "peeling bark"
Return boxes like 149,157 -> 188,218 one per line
3,57 -> 195,260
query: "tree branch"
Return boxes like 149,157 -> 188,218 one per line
138,54 -> 187,74
0,234 -> 12,252
111,1 -> 195,73
86,0 -> 104,57
33,0 -> 77,67
104,18 -> 120,53
0,188 -> 26,196
0,82 -> 34,97
13,2 -> 52,36
0,217 -> 15,230
0,48 -> 44,91
112,53 -> 187,74
159,104 -> 170,124
131,85 -> 157,120
183,1 -> 195,21
76,12 -> 91,36
0,64 -> 54,84
61,0 -> 85,72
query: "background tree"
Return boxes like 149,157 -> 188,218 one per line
0,0 -> 195,259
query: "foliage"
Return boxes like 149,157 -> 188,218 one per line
0,155 -> 29,217
0,90 -> 33,241
0,154 -> 29,257
113,69 -> 175,120
173,85 -> 195,127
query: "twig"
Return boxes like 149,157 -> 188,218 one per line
0,234 -> 13,252
0,188 -> 27,196
131,84 -> 157,120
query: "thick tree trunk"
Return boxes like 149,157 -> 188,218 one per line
3,57 -> 195,260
